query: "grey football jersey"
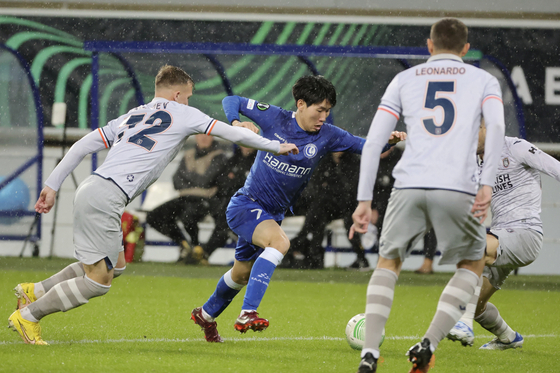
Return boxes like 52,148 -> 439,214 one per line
487,137 -> 560,233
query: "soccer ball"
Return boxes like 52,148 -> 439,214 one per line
345,313 -> 385,350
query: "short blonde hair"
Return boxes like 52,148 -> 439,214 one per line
155,65 -> 194,90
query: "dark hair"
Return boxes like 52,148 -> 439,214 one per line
292,75 -> 336,108
155,65 -> 195,90
430,18 -> 468,54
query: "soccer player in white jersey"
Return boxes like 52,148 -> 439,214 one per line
447,120 -> 560,350
349,18 -> 505,373
8,65 -> 298,345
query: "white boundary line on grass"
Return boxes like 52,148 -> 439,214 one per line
0,334 -> 557,346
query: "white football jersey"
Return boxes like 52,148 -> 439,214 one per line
44,97 -> 280,202
92,98 -> 219,200
374,54 -> 504,195
487,137 -> 560,234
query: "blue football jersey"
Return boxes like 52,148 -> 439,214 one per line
223,96 -> 365,220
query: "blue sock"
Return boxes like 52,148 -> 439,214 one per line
242,247 -> 283,310
203,269 -> 243,319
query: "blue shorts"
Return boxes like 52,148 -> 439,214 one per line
226,193 -> 281,262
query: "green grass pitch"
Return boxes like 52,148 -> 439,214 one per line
0,257 -> 559,372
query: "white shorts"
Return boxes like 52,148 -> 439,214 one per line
484,228 -> 543,289
379,188 -> 486,265
73,175 -> 126,268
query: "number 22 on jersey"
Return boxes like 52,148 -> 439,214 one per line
422,81 -> 456,136
116,111 -> 173,151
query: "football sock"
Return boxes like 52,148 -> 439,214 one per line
475,302 -> 516,342
457,275 -> 482,329
241,247 -> 283,311
203,269 -> 244,320
424,268 -> 478,350
362,268 -> 398,360
23,275 -> 110,321
37,262 -> 85,297
113,266 -> 126,278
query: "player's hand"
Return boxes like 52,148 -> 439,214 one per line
34,186 -> 56,214
388,131 -> 407,144
349,201 -> 373,239
471,184 -> 492,223
233,120 -> 260,134
275,143 -> 299,156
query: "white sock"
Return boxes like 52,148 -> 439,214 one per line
34,282 -> 45,299
20,307 -> 39,323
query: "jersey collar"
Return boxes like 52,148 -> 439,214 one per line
150,97 -> 170,104
427,53 -> 463,63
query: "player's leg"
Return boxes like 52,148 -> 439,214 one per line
9,175 -> 125,345
476,228 -> 541,349
234,219 -> 289,332
9,257 -> 113,345
15,262 -> 85,310
192,194 -> 278,338
192,258 -> 250,342
447,233 -> 497,346
476,285 -> 523,349
358,189 -> 427,373
475,274 -> 522,349
343,208 -> 369,269
146,197 -> 192,261
410,190 -> 486,372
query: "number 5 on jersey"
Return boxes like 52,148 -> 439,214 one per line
422,81 -> 456,136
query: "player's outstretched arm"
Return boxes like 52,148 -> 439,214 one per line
232,120 -> 259,134
34,186 -> 56,214
349,200 -> 373,239
210,120 -> 296,155
471,184 -> 492,223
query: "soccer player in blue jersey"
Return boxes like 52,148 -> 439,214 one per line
191,75 -> 406,342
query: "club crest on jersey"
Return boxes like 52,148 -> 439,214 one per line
127,174 -> 134,182
303,144 -> 318,159
257,102 -> 270,111
502,158 -> 510,168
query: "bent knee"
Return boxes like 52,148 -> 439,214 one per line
266,234 -> 290,255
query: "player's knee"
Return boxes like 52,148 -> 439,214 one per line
231,270 -> 250,285
269,234 -> 290,255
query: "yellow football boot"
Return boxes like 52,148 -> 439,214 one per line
8,310 -> 48,345
14,283 -> 37,309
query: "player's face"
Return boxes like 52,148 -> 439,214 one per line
295,99 -> 332,132
175,83 -> 194,106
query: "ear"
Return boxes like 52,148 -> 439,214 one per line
427,39 -> 434,54
173,90 -> 182,102
296,99 -> 307,111
460,42 -> 470,57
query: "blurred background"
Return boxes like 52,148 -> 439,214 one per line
0,0 -> 559,274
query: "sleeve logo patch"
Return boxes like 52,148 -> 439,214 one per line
257,102 -> 270,111
247,99 -> 255,110
502,157 -> 509,168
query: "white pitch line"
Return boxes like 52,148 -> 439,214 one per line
0,334 -> 557,346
